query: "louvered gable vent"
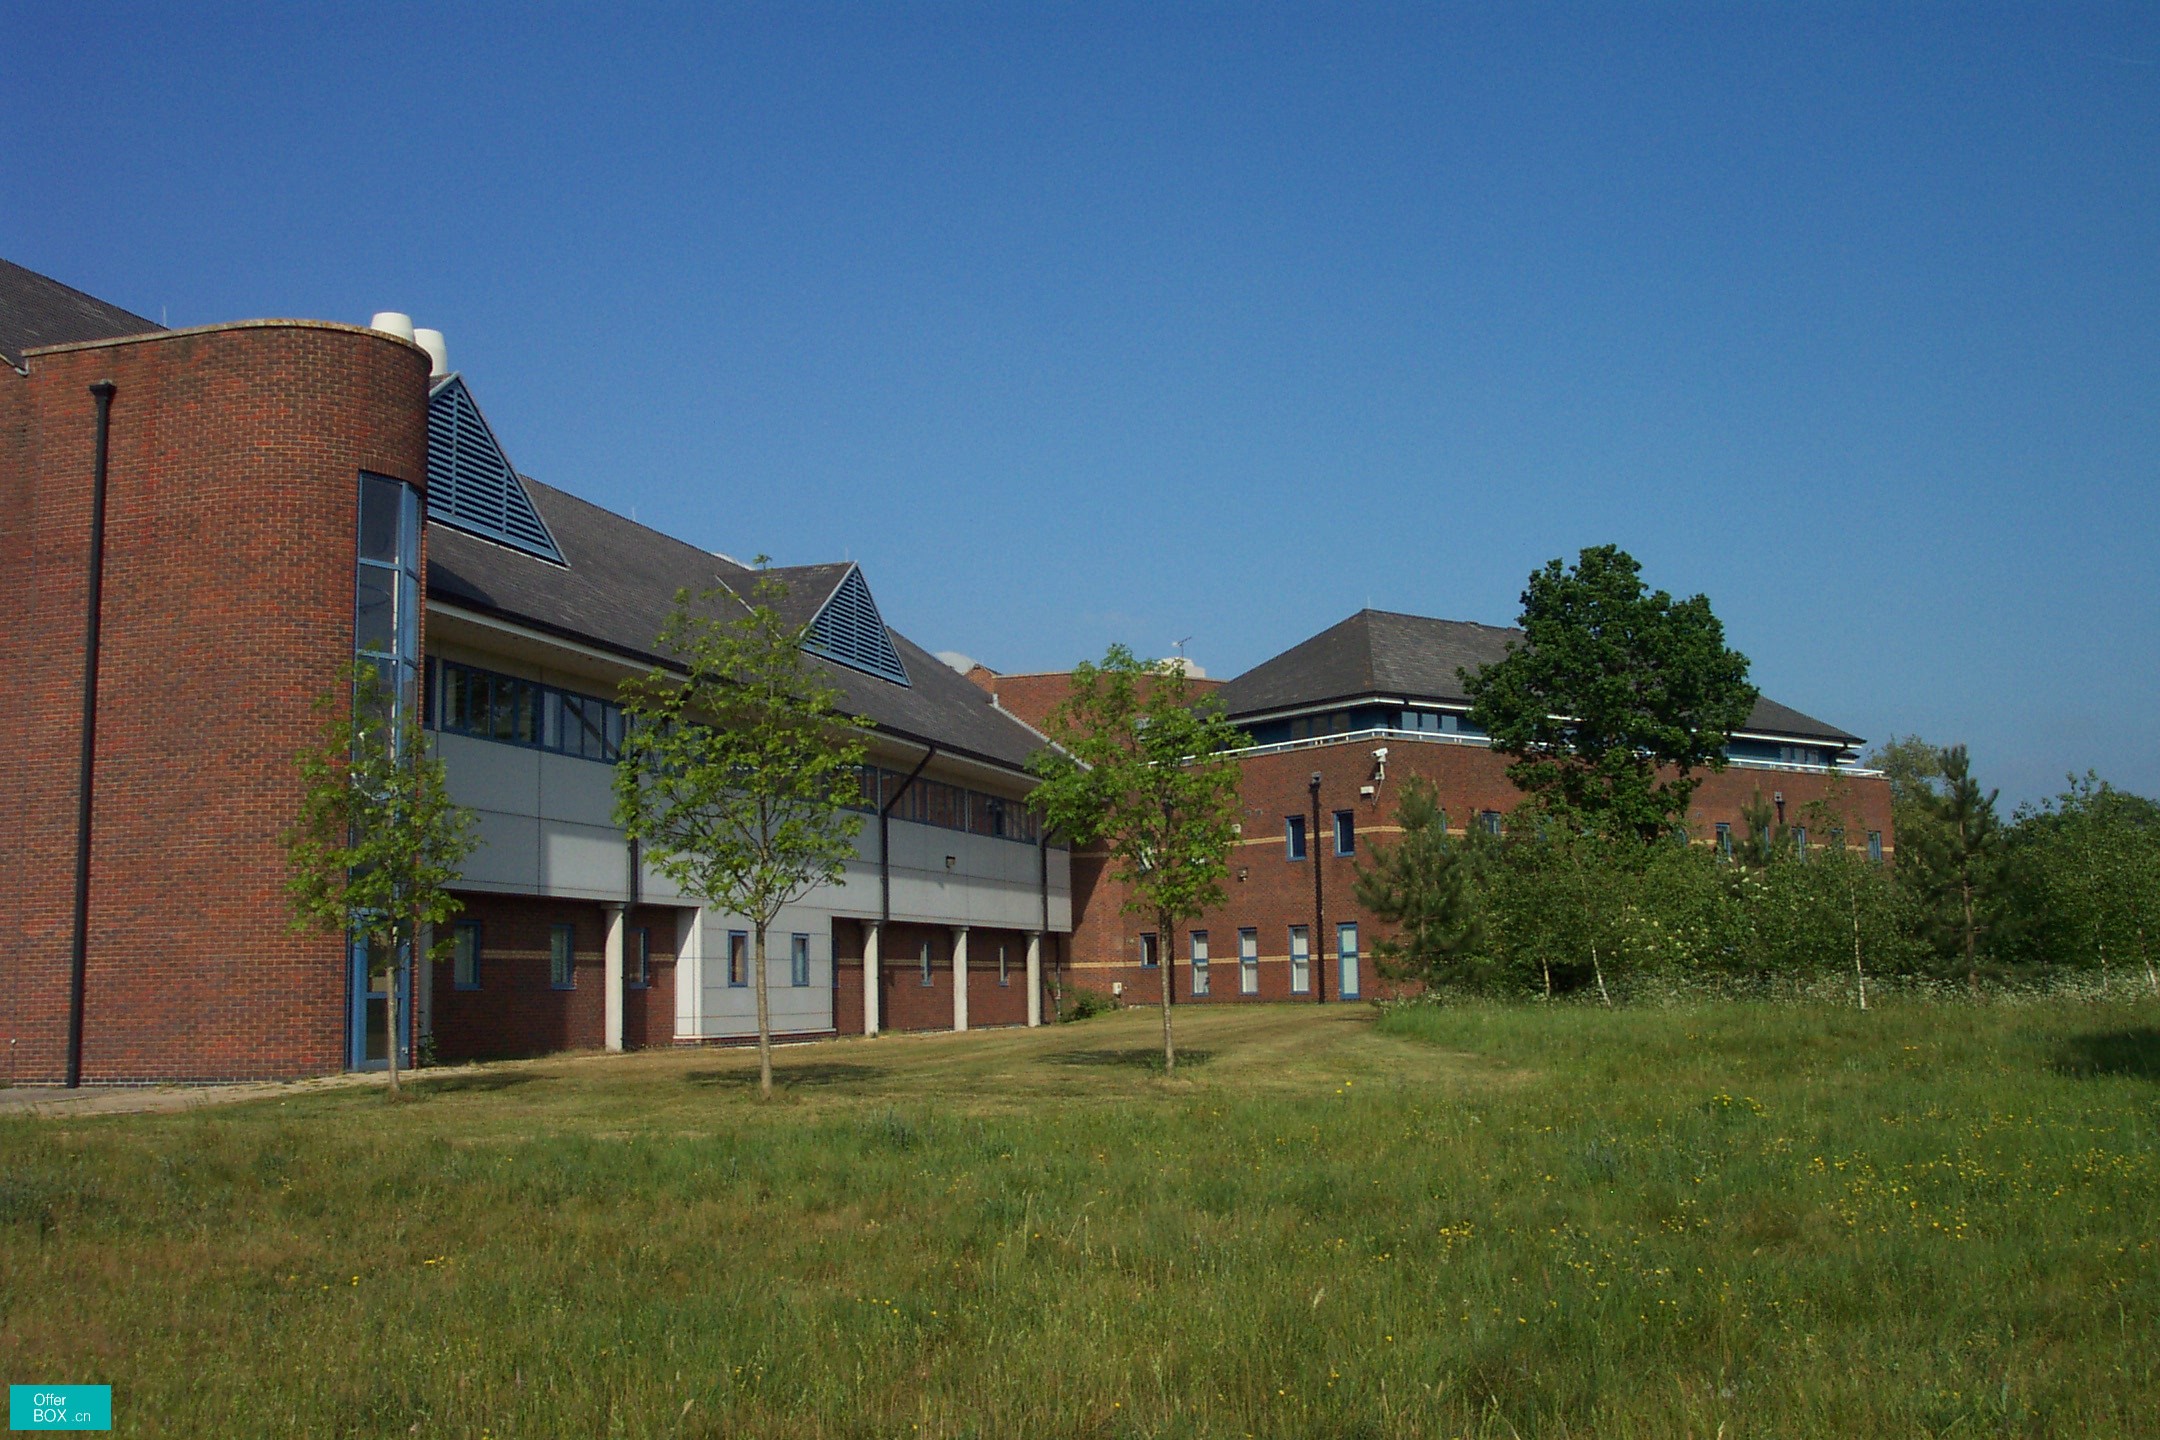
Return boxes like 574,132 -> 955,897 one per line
804,566 -> 910,686
425,375 -> 565,563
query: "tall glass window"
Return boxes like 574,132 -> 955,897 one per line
1289,926 -> 1311,994
1190,931 -> 1209,997
356,473 -> 422,731
1338,922 -> 1360,1000
790,933 -> 810,988
1238,928 -> 1259,995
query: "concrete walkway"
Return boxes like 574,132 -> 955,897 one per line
0,1070 -> 389,1118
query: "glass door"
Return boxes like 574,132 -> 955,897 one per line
349,934 -> 407,1070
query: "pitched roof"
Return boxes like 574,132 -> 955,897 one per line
0,258 -> 160,369
1212,608 -> 1862,745
425,479 -> 1046,772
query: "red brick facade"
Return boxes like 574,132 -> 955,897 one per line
832,919 -> 1048,1034
1,322 -> 431,1082
428,894 -> 683,1062
1069,737 -> 1895,1006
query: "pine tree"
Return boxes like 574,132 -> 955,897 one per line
1353,777 -> 1485,988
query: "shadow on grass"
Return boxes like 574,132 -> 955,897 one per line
414,1072 -> 541,1095
685,1063 -> 884,1091
1045,1048 -> 1213,1072
2054,1028 -> 2160,1081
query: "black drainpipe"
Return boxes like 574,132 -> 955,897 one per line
879,743 -> 938,926
67,380 -> 117,1088
1309,770 -> 1326,1005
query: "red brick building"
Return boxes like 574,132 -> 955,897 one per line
972,609 -> 1892,1007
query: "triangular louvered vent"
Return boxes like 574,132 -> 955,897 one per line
803,566 -> 910,686
425,375 -> 564,563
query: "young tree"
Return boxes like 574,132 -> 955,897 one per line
1353,777 -> 1486,988
2012,774 -> 2160,994
1463,545 -> 1758,843
614,572 -> 868,1099
1910,744 -> 2005,995
1028,647 -> 1245,1074
286,663 -> 478,1097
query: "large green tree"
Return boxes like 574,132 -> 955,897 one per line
1027,647 -> 1244,1074
1353,777 -> 1486,988
1906,744 -> 2005,994
614,571 -> 868,1099
1463,545 -> 1758,844
286,662 -> 478,1097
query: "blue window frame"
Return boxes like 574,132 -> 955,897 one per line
1285,815 -> 1307,861
1289,926 -> 1311,994
1238,928 -> 1259,995
1139,932 -> 1159,969
628,928 -> 650,989
451,920 -> 482,990
1333,810 -> 1356,857
1715,822 -> 1733,861
1480,810 -> 1503,837
1190,931 -> 1209,997
790,933 -> 810,988
1868,830 -> 1884,864
550,924 -> 576,989
429,657 -> 624,762
727,931 -> 748,987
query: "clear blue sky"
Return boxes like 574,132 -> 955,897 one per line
7,4 -> 2155,807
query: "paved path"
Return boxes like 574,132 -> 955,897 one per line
0,1071 -> 387,1118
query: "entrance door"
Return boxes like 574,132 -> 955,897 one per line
1338,922 -> 1361,1001
349,934 -> 408,1070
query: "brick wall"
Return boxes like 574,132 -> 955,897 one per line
831,920 -> 1048,1033
0,322 -> 430,1082
1069,736 -> 1895,1006
429,894 -> 683,1061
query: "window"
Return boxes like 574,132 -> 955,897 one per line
920,939 -> 934,986
1440,713 -> 1461,734
1285,815 -> 1307,861
1238,928 -> 1259,995
1139,932 -> 1159,970
550,924 -> 576,989
1480,810 -> 1503,837
1190,931 -> 1209,997
1868,830 -> 1884,864
1333,810 -> 1356,856
998,944 -> 1010,986
628,928 -> 650,989
451,921 -> 481,990
727,931 -> 748,988
1338,922 -> 1360,1001
790,933 -> 810,988
1794,826 -> 1809,862
1289,926 -> 1311,994
1715,822 -> 1732,861
431,658 -> 621,761
355,472 -> 421,730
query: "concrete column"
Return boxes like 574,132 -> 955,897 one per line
603,903 -> 627,1052
952,925 -> 970,1032
864,922 -> 883,1037
1026,931 -> 1043,1027
675,910 -> 703,1041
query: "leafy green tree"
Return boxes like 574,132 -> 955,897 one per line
614,572 -> 868,1099
1028,647 -> 1245,1074
1353,777 -> 1486,988
286,663 -> 479,1097
2011,774 -> 2160,994
1463,545 -> 1758,843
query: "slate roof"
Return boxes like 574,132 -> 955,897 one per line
426,479 -> 1044,772
0,258 -> 160,369
1212,608 -> 1862,745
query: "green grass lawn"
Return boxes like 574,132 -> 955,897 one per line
4,999 -> 2157,1438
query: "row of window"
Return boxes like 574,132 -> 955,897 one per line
1138,924 -> 1363,999
1714,824 -> 1885,863
1282,809 -> 1503,861
850,766 -> 1051,846
448,920 -> 651,992
427,658 -> 628,762
724,932 -> 816,988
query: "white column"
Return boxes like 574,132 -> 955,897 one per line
603,903 -> 627,1052
675,909 -> 704,1042
952,925 -> 970,1032
864,922 -> 883,1037
1026,931 -> 1044,1027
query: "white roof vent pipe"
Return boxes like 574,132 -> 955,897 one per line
413,328 -> 449,378
369,311 -> 415,342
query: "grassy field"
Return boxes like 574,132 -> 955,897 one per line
3,999 -> 2157,1438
